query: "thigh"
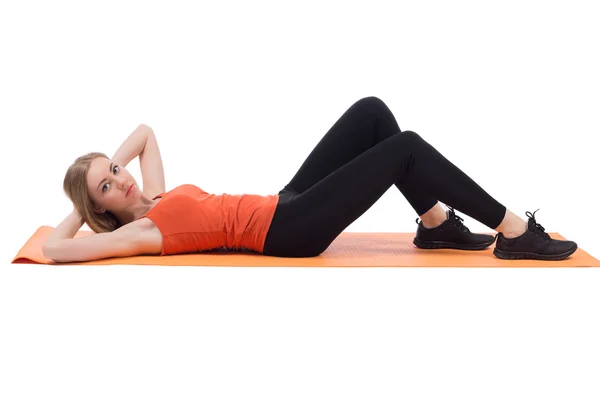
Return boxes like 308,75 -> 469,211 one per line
282,96 -> 402,195
264,132 -> 423,258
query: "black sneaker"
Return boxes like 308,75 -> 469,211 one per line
493,209 -> 578,261
413,207 -> 496,250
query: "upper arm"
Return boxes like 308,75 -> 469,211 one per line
139,127 -> 166,199
42,225 -> 143,263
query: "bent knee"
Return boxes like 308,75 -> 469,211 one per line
355,96 -> 388,111
399,130 -> 422,141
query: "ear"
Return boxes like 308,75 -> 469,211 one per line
94,205 -> 106,213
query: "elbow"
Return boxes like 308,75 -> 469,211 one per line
139,123 -> 153,132
42,245 -> 56,262
42,244 -> 64,262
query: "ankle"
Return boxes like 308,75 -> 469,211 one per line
495,209 -> 528,238
502,221 -> 528,238
422,219 -> 445,229
420,205 -> 447,229
419,204 -> 447,229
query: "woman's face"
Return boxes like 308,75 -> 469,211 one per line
86,157 -> 140,213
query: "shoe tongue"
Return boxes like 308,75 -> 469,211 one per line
528,217 -> 537,230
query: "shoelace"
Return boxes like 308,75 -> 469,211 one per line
526,208 -> 551,241
447,207 -> 470,232
415,206 -> 470,232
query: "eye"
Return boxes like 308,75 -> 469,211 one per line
101,165 -> 120,192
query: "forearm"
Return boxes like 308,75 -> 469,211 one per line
111,124 -> 152,167
46,210 -> 84,247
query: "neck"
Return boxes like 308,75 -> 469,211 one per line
114,195 -> 158,225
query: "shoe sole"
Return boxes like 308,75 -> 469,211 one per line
413,237 -> 496,251
493,245 -> 578,261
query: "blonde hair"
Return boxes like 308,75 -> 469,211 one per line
63,152 -> 122,233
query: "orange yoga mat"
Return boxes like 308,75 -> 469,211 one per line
10,226 -> 600,267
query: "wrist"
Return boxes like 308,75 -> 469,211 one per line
72,209 -> 82,221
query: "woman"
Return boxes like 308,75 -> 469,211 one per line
44,96 -> 577,263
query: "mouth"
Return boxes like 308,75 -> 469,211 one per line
126,184 -> 134,197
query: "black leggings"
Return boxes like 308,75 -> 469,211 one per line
262,96 -> 507,258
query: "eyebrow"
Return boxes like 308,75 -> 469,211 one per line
96,162 -> 114,192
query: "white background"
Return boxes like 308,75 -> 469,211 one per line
1,1 -> 599,399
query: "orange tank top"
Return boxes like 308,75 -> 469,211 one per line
136,184 -> 280,256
